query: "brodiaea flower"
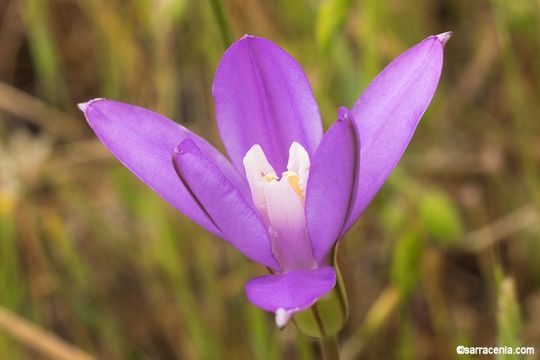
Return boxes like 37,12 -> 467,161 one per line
79,33 -> 450,327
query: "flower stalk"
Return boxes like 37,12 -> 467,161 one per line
294,246 -> 346,358
293,246 -> 348,337
317,333 -> 340,360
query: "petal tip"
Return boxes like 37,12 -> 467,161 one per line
174,138 -> 198,156
435,31 -> 453,46
275,307 -> 295,329
77,98 -> 105,113
241,34 -> 256,40
337,106 -> 351,122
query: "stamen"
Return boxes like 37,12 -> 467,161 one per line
263,173 -> 278,182
282,171 -> 304,199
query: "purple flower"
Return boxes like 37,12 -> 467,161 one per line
79,32 -> 450,327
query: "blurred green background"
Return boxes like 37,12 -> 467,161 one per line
1,0 -> 539,359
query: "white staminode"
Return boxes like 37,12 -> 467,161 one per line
243,142 -> 316,271
243,142 -> 309,206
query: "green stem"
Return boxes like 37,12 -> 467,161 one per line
319,336 -> 340,360
311,303 -> 341,360
208,0 -> 234,49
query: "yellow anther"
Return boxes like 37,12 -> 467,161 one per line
282,171 -> 304,199
263,173 -> 278,182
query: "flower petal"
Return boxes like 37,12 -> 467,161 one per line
306,108 -> 359,264
345,33 -> 448,230
213,35 -> 323,174
173,139 -> 280,270
244,266 -> 336,320
79,98 -> 245,236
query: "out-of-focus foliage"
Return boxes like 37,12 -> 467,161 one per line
391,231 -> 423,298
1,0 -> 540,359
497,276 -> 523,360
419,189 -> 464,246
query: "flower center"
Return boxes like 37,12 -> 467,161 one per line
243,142 -> 317,272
